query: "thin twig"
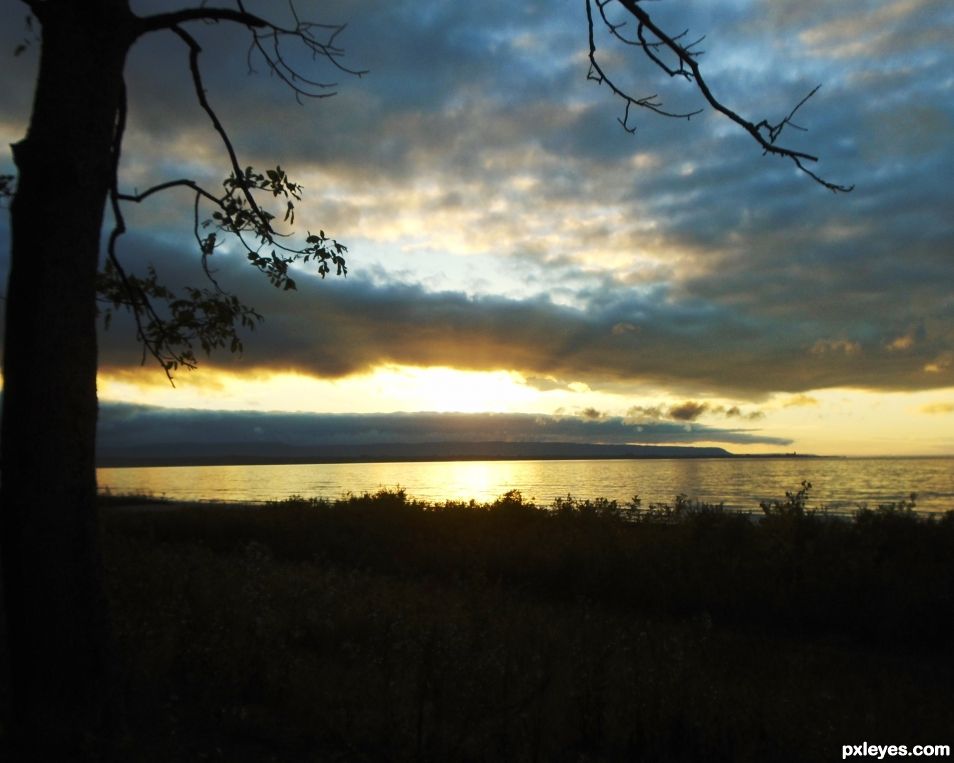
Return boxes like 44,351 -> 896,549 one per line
105,78 -> 178,382
589,0 -> 853,192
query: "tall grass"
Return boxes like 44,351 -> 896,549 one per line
88,485 -> 954,760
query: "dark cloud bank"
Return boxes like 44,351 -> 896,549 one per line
97,402 -> 791,466
93,244 -> 954,397
3,0 -> 953,407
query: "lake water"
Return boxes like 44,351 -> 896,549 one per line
97,456 -> 954,514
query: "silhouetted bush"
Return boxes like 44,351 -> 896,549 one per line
94,485 -> 954,760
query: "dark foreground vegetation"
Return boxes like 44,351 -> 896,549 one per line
4,486 -> 954,760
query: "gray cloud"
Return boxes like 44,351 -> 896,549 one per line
667,401 -> 708,422
80,230 -> 954,396
920,403 -> 954,415
97,401 -> 791,451
718,405 -> 764,421
2,0 -> 953,404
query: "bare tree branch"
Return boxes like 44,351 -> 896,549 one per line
105,77 -> 178,379
105,67 -> 273,383
236,0 -> 368,84
139,1 -> 367,102
139,6 -> 267,34
102,7 -> 355,380
117,178 -> 220,206
586,0 -> 701,129
170,23 -> 282,242
588,0 -> 853,192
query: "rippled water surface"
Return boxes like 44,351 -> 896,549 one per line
98,457 -> 954,514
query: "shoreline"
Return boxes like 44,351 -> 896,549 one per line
96,452 -> 830,469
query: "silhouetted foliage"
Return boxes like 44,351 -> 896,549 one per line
99,21 -> 360,380
86,487 -> 954,760
2,1 -> 853,756
0,2 -> 361,755
105,486 -> 954,647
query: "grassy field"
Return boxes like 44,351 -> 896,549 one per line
7,487 -> 954,760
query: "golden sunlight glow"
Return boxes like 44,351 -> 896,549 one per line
363,366 -> 538,413
95,365 -> 954,457
764,387 -> 954,456
295,162 -> 677,276
98,364 -> 541,415
437,460 -> 505,502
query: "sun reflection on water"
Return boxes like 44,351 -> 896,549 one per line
98,457 -> 954,513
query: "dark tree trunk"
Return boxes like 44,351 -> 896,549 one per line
1,2 -> 136,755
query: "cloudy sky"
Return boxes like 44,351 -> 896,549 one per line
2,0 -> 953,455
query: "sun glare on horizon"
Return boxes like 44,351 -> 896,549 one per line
97,364 -> 541,415
93,364 -> 954,457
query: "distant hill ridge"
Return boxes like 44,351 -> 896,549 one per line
97,440 -> 735,467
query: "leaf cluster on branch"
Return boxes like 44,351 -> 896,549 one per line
98,2 -> 365,384
97,260 -> 263,374
18,0 -> 850,385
